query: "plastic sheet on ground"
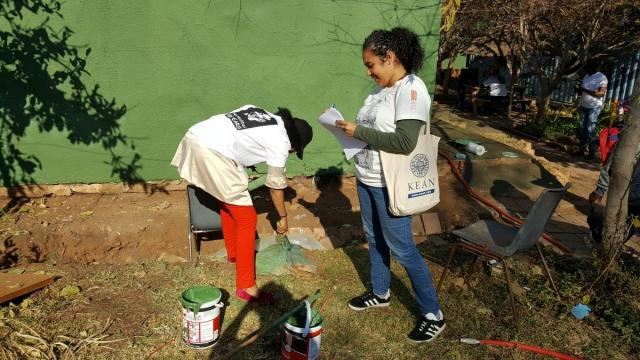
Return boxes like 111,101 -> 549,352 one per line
214,234 -> 319,276
256,234 -> 316,275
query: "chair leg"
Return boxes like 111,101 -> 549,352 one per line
437,243 -> 458,292
195,232 -> 201,261
188,230 -> 193,262
462,255 -> 480,288
536,243 -> 561,299
502,259 -> 519,332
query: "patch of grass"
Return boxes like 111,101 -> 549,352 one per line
1,244 -> 639,359
516,106 -> 617,141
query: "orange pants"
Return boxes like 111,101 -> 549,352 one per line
218,202 -> 257,289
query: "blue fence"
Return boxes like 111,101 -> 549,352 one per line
468,51 -> 640,106
522,51 -> 640,106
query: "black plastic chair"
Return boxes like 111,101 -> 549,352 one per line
187,185 -> 222,261
437,183 -> 571,329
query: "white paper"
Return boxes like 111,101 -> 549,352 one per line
317,108 -> 366,160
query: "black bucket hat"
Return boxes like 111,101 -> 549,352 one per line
276,107 -> 313,160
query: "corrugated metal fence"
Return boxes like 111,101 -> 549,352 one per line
521,51 -> 640,106
469,51 -> 640,107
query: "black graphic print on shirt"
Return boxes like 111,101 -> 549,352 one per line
354,99 -> 379,170
225,107 -> 278,130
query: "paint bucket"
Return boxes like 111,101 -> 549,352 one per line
181,285 -> 223,348
280,300 -> 323,360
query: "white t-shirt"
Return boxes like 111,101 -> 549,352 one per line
580,72 -> 608,108
354,75 -> 430,187
187,105 -> 290,168
483,76 -> 507,97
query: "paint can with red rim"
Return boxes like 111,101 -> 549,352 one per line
281,300 -> 323,360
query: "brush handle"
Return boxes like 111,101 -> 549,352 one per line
216,289 -> 321,360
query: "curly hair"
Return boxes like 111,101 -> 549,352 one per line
362,27 -> 424,73
275,107 -> 298,146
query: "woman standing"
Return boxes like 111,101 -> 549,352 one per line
172,105 -> 312,304
336,28 -> 445,343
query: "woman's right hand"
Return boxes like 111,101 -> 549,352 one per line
276,217 -> 288,234
335,120 -> 357,137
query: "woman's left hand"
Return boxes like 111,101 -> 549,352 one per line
336,120 -> 357,137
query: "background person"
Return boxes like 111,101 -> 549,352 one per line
481,66 -> 507,97
335,27 -> 446,343
471,65 -> 507,115
171,105 -> 312,304
472,66 -> 507,115
576,59 -> 608,160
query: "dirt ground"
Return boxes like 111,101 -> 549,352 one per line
1,99 -> 606,270
0,165 -> 480,267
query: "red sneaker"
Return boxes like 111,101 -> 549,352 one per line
235,288 -> 276,305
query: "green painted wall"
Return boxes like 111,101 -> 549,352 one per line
15,0 -> 441,184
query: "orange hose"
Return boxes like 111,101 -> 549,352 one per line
479,339 -> 581,360
439,150 -> 571,254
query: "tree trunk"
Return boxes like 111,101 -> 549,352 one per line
602,80 -> 640,260
535,92 -> 551,126
534,75 -> 564,127
506,57 -> 521,120
442,67 -> 453,96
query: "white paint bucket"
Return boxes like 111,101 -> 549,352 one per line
281,300 -> 323,360
181,286 -> 223,349
465,142 -> 487,156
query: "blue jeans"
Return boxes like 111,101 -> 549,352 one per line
578,105 -> 602,156
356,181 -> 441,315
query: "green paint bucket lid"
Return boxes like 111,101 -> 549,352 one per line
453,139 -> 477,146
502,151 -> 520,158
181,286 -> 221,315
454,152 -> 467,160
286,307 -> 323,329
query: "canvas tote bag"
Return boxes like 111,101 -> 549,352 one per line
380,123 -> 440,216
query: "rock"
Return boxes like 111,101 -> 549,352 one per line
531,265 -> 543,276
70,184 -> 108,194
476,307 -> 494,316
50,186 -> 73,196
157,200 -> 171,210
157,252 -> 187,263
510,281 -> 527,299
452,277 -> 469,290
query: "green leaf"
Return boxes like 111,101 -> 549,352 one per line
59,285 -> 81,297
21,299 -> 33,309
